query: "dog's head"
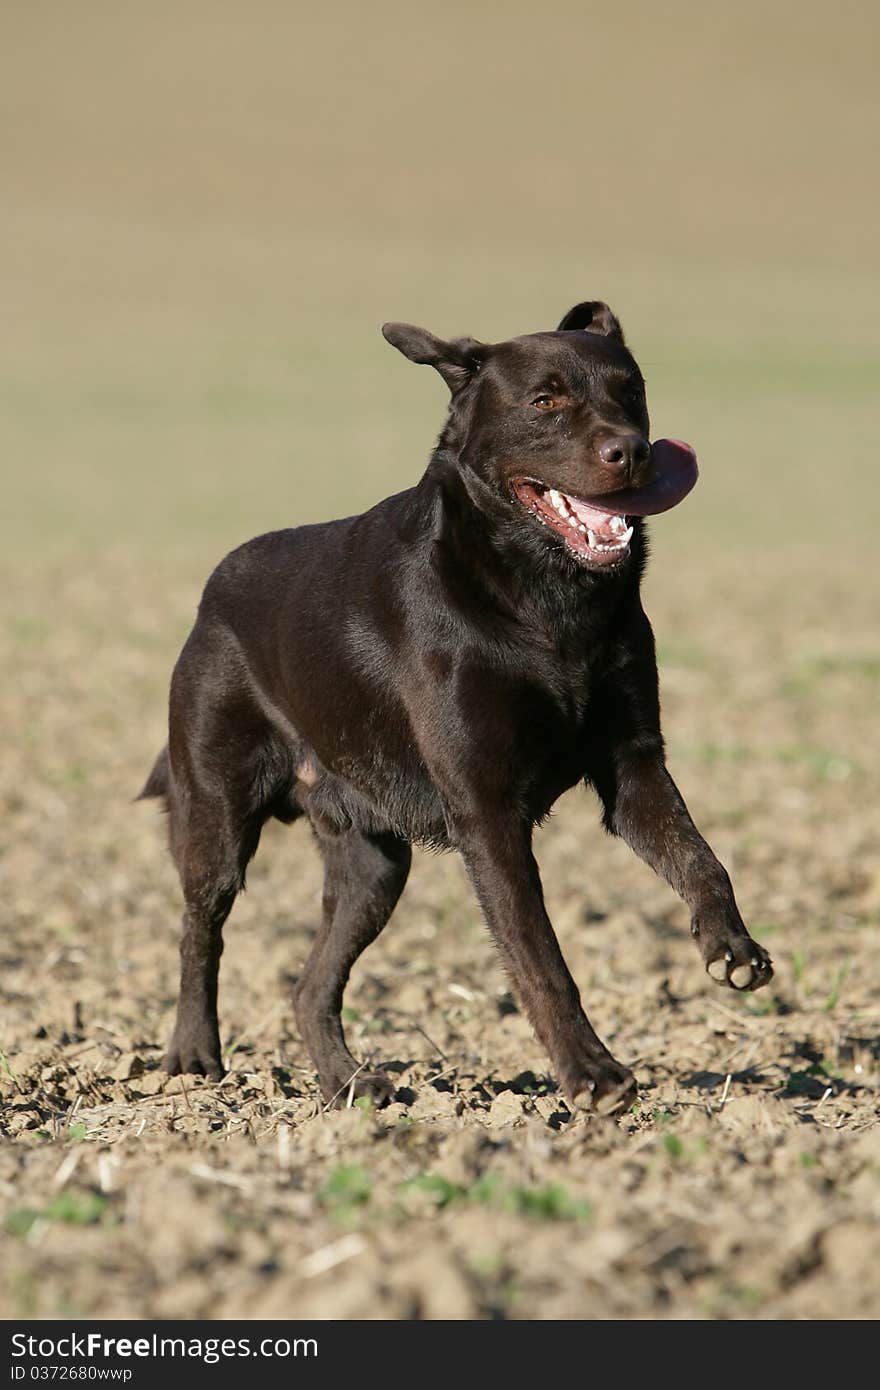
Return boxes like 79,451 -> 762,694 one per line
383,301 -> 696,572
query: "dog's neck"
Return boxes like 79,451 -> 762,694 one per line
415,448 -> 643,643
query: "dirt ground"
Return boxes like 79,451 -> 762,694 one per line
2,3 -> 879,1322
2,548 -> 878,1320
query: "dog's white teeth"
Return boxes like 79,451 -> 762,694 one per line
586,521 -> 632,553
608,515 -> 628,536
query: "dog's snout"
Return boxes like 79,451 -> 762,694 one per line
599,435 -> 651,473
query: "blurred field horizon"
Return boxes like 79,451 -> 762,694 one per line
2,2 -> 879,1321
4,1 -> 878,562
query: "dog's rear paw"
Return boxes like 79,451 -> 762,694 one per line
323,1069 -> 396,1109
163,1029 -> 224,1080
569,1061 -> 638,1117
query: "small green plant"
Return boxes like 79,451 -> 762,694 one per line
68,1122 -> 87,1142
400,1171 -> 592,1224
652,1107 -> 677,1127
0,1049 -> 19,1084
655,1132 -> 708,1163
503,1183 -> 592,1223
663,1133 -> 685,1160
318,1165 -> 373,1222
5,1190 -> 110,1238
401,1174 -> 465,1209
822,959 -> 850,1013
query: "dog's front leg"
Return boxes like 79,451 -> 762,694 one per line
594,749 -> 772,989
451,811 -> 637,1114
586,611 -> 773,991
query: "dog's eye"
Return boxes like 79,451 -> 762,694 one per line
532,395 -> 557,411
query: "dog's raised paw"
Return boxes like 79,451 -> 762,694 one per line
705,942 -> 773,992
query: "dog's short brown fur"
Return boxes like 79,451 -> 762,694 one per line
141,301 -> 772,1114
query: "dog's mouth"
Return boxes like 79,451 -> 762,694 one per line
512,480 -> 633,566
511,439 -> 699,569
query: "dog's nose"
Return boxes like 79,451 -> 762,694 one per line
599,435 -> 651,476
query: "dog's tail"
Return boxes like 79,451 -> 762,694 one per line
137,745 -> 170,802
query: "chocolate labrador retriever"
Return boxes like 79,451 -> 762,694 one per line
140,300 -> 772,1114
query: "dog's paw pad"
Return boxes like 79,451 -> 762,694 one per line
730,962 -> 755,989
705,943 -> 773,992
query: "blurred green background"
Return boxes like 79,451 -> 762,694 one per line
3,1 -> 878,564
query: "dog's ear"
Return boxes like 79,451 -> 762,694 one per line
382,322 -> 486,394
557,301 -> 625,343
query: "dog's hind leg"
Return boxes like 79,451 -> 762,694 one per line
162,745 -> 267,1079
293,828 -> 411,1106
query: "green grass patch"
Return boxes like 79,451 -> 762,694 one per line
5,1191 -> 110,1239
660,1133 -> 708,1163
662,1133 -> 685,1160
317,1165 -> 373,1223
822,959 -> 850,1013
0,1049 -> 20,1085
399,1171 -> 592,1224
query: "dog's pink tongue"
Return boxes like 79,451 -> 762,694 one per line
587,439 -> 698,517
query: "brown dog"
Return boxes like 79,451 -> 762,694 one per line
141,300 -> 772,1114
